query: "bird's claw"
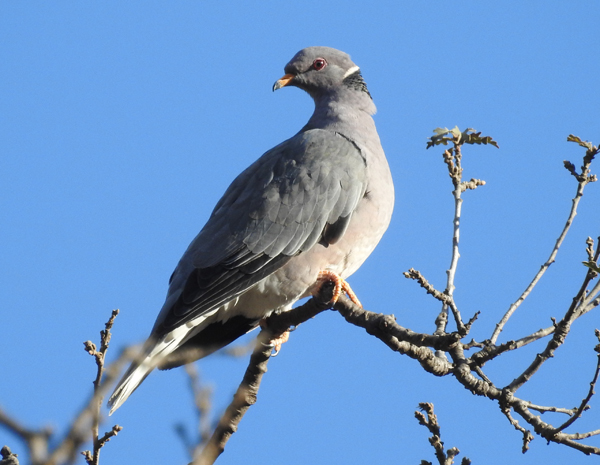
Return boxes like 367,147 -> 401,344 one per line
316,270 -> 363,308
269,330 -> 290,356
259,318 -> 291,356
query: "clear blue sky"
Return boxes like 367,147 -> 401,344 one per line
2,2 -> 600,464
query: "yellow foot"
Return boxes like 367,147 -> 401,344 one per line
316,270 -> 363,308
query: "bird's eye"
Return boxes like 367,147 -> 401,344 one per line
312,58 -> 327,71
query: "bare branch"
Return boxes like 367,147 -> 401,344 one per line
577,277 -> 600,317
403,268 -> 452,305
524,402 -> 586,416
192,292 -> 333,465
438,133 -> 492,335
333,295 -> 454,376
492,138 -> 598,344
0,318 -> 135,465
81,310 -> 122,465
507,259 -> 599,393
81,426 -> 122,465
219,341 -> 255,358
561,429 -> 600,440
512,400 -> 600,455
501,402 -> 534,454
5,129 -> 599,464
470,325 -> 555,367
416,402 -> 469,465
0,408 -> 52,465
553,330 -> 600,434
191,331 -> 272,465
49,346 -> 134,465
460,178 -> 486,192
451,339 -> 600,455
461,339 -> 485,350
0,446 -> 20,465
585,237 -> 597,262
176,364 -> 214,462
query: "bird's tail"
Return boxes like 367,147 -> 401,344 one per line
108,308 -> 222,414
107,334 -> 181,415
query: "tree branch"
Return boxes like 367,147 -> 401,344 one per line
0,408 -> 51,465
491,138 -> 599,344
415,402 -> 470,465
81,310 -> 122,465
0,446 -> 20,465
553,330 -> 600,434
192,293 -> 333,465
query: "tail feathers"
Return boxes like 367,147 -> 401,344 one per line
108,310 -> 219,414
108,335 -> 180,415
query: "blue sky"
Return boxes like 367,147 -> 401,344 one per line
2,2 -> 600,464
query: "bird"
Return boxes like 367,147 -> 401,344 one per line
108,46 -> 394,414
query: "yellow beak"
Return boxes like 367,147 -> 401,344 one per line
272,74 -> 295,91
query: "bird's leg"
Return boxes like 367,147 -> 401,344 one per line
260,319 -> 290,356
260,271 -> 363,357
316,270 -> 363,308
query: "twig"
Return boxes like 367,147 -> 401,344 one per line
81,310 -> 122,465
192,294 -> 333,465
81,427 -> 122,465
403,268 -> 452,305
461,339 -> 485,350
0,409 -> 51,465
512,400 -> 600,455
220,340 -> 255,358
440,144 -> 462,334
0,446 -> 20,465
451,340 -> 600,455
524,402 -> 586,416
501,401 -> 534,454
49,346 -> 134,465
561,429 -> 600,440
576,277 -> 600,317
0,345 -> 134,465
507,249 -> 600,393
415,402 -> 469,465
191,331 -> 273,465
495,142 -> 599,394
491,182 -> 585,343
553,330 -> 600,434
415,403 -> 445,465
585,237 -> 597,263
176,364 -> 214,462
470,325 -> 555,367
428,130 -> 491,335
333,295 -> 455,376
192,284 -> 461,465
491,137 -> 598,344
472,366 -> 492,384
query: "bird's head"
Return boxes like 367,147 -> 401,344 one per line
273,46 -> 372,101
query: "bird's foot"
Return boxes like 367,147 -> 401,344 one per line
316,270 -> 363,308
269,330 -> 290,356
260,319 -> 291,356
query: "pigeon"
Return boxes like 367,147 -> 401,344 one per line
108,46 -> 394,414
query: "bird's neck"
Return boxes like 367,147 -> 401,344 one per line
303,91 -> 378,145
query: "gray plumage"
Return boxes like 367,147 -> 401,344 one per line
108,46 -> 394,414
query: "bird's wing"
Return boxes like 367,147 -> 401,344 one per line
152,128 -> 368,335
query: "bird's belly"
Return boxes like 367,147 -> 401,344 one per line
220,198 -> 391,323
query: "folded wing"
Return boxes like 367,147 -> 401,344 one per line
152,128 -> 368,336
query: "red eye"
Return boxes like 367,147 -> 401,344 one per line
312,58 -> 327,71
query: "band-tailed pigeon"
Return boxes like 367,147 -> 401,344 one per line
108,46 -> 394,414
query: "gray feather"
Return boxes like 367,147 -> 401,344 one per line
153,129 -> 367,334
